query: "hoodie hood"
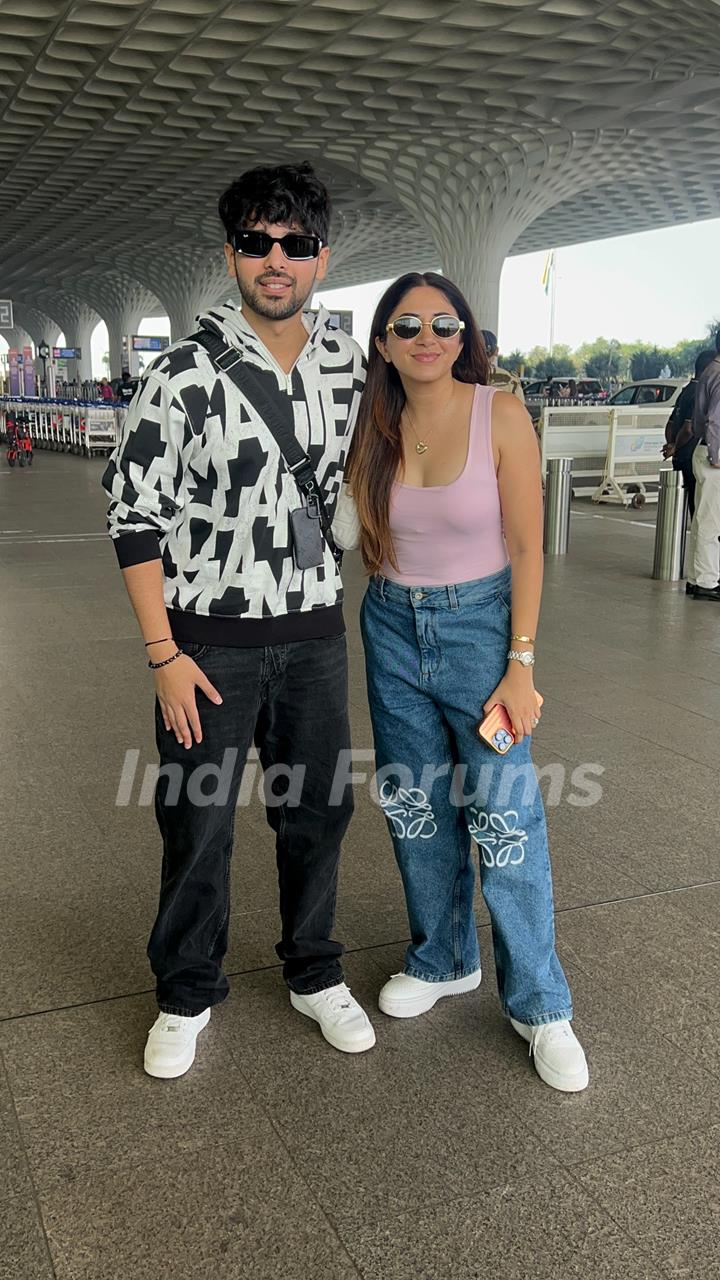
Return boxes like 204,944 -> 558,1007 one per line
196,301 -> 334,359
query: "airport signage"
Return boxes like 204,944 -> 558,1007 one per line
132,335 -> 169,352
0,299 -> 14,329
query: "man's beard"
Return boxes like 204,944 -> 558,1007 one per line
235,272 -> 312,322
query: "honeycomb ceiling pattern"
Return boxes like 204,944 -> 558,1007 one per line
1,0 -> 720,350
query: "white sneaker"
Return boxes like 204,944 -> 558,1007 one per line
379,970 -> 482,1019
144,1008 -> 211,1079
510,1017 -> 589,1092
290,983 -> 376,1054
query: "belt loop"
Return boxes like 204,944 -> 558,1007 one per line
448,583 -> 458,611
378,575 -> 386,601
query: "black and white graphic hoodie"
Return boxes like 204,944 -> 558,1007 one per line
102,303 -> 366,647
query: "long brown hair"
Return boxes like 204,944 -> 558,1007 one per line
346,272 -> 491,576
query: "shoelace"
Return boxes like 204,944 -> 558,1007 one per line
527,1022 -> 572,1057
321,985 -> 355,1016
156,1013 -> 184,1035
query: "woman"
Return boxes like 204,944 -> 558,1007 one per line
343,272 -> 588,1092
99,377 -> 115,401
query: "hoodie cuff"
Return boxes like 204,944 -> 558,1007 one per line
112,530 -> 162,568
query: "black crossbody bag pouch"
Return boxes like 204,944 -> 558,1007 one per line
193,322 -> 342,571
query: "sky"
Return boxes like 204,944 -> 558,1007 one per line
3,215 -> 719,376
315,215 -> 720,359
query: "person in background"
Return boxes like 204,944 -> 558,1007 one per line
662,349 -> 715,535
481,330 -> 525,403
99,377 -> 115,401
687,332 -> 720,601
113,369 -> 136,403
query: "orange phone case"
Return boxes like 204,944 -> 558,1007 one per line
477,694 -> 544,754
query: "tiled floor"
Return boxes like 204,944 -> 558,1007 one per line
1,453 -> 719,1279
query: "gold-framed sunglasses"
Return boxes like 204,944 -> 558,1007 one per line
385,314 -> 465,340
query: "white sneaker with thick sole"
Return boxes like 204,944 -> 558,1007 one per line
290,983 -> 376,1053
510,1017 -> 589,1092
379,970 -> 482,1019
144,1008 -> 211,1079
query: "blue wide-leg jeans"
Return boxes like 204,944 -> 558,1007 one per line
360,565 -> 573,1027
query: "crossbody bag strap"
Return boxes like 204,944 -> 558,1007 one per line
192,322 -> 341,564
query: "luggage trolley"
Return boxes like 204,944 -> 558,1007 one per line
85,403 -> 118,457
68,400 -> 84,454
36,399 -> 52,449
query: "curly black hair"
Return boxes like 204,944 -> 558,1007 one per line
218,162 -> 331,244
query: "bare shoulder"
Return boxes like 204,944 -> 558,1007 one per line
490,387 -> 536,451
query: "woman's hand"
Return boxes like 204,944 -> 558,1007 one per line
483,665 -> 541,745
154,651 -> 223,748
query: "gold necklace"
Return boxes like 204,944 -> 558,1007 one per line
404,387 -> 455,454
404,406 -> 433,454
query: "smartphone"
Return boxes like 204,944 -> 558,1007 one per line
477,694 -> 544,754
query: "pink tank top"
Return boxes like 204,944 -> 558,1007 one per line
382,384 -> 508,587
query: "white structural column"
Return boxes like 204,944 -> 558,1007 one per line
346,128 -> 578,338
28,272 -> 162,379
137,249 -> 231,342
3,326 -> 35,353
14,305 -> 61,351
31,294 -> 102,381
92,279 -> 161,378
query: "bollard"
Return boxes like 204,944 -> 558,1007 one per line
652,468 -> 687,581
543,457 -> 573,555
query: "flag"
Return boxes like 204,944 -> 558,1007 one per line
541,250 -> 555,295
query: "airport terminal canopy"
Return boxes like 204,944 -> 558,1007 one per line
1,0 -> 719,374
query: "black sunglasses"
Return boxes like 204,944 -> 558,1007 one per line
386,314 -> 465,341
231,230 -> 323,261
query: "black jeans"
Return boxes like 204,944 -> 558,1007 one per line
147,635 -> 353,1015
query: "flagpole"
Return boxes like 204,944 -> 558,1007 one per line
549,250 -> 558,356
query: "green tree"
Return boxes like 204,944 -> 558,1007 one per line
669,339 -> 705,377
630,346 -> 672,380
499,349 -> 525,374
575,337 -> 623,382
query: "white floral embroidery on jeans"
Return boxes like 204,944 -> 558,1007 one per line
378,781 -> 438,839
467,808 -> 528,867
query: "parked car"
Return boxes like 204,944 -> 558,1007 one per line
606,378 -> 685,407
523,376 -> 608,420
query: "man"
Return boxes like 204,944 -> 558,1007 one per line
113,368 -> 137,403
662,348 -> 715,530
687,331 -> 720,601
102,162 -> 374,1077
480,329 -> 525,403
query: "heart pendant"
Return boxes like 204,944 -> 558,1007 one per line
415,442 -> 428,454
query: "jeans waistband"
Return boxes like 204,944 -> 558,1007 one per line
370,563 -> 510,609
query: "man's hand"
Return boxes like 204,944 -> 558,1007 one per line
154,650 -> 223,748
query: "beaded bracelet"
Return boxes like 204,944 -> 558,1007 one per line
148,649 -> 184,670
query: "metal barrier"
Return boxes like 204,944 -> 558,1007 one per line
539,405 -> 614,498
652,470 -> 688,581
592,412 -> 671,508
543,457 -> 573,555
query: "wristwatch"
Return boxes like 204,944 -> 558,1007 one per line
507,649 -> 535,667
